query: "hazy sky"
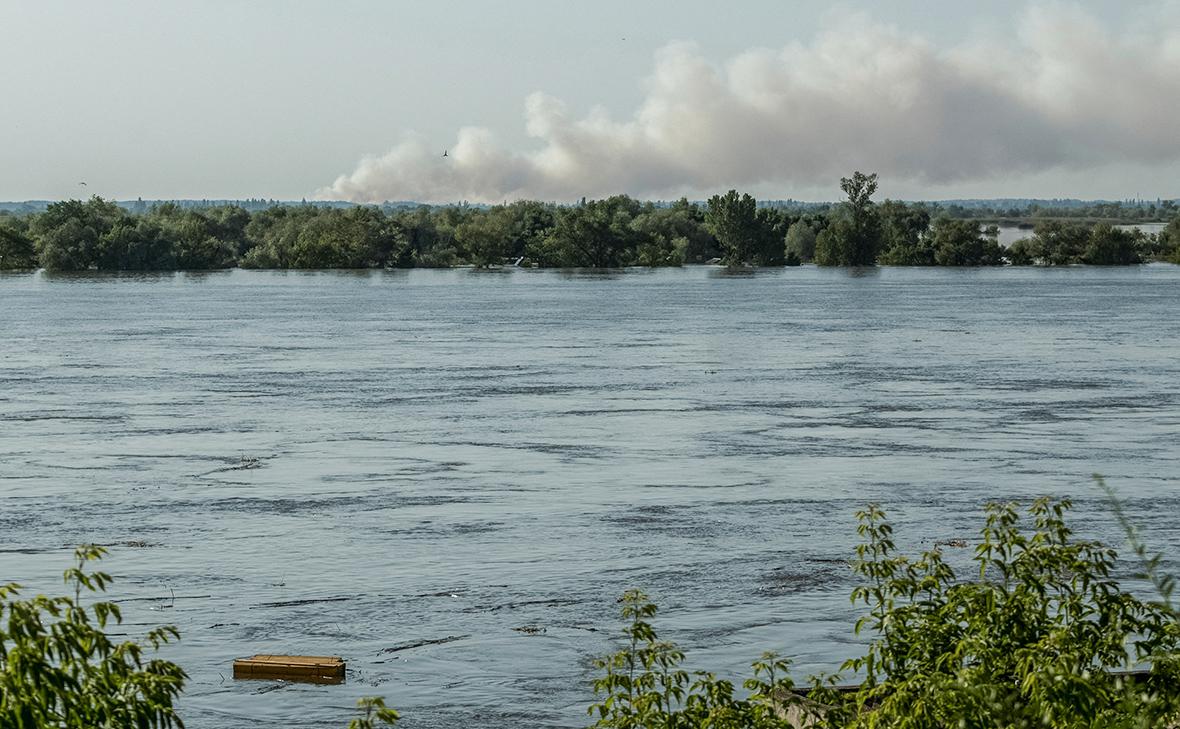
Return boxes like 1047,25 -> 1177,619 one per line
2,0 -> 1177,202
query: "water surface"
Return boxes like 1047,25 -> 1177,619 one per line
2,266 -> 1178,728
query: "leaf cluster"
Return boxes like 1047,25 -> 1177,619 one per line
588,589 -> 800,728
588,494 -> 1180,728
0,545 -> 187,728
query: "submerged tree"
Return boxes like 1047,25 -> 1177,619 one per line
31,197 -> 125,271
1084,223 -> 1142,265
705,190 -> 760,266
815,172 -> 882,266
0,218 -> 37,270
928,217 -> 1004,265
784,221 -> 818,264
455,209 -> 512,267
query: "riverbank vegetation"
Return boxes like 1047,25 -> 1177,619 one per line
588,489 -> 1180,728
1,174 -> 1178,271
7,485 -> 1180,727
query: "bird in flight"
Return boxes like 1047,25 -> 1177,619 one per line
442,150 -> 448,158
78,181 -> 87,187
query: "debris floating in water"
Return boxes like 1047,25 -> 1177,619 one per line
232,655 -> 345,684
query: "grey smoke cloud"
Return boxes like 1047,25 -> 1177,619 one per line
319,4 -> 1180,203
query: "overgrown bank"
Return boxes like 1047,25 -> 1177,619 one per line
2,173 -> 1178,271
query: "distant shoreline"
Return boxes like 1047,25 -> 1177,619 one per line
2,190 -> 1176,272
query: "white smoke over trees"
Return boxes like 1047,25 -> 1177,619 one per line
318,3 -> 1180,204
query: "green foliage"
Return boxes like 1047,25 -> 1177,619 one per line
928,218 -> 1004,265
7,185 -> 1171,271
0,217 -> 37,270
96,218 -> 176,270
706,190 -> 760,267
1083,224 -> 1142,265
0,545 -> 187,728
242,206 -> 405,269
785,221 -> 818,264
1030,221 -> 1091,265
589,494 -> 1180,728
876,201 -> 932,265
542,196 -> 644,268
347,696 -> 400,729
630,200 -> 714,266
587,590 -> 799,728
498,200 -> 557,260
1006,237 -> 1037,266
815,172 -> 881,266
1162,217 -> 1180,264
753,208 -> 790,266
1005,222 -> 1148,266
835,497 -> 1180,728
32,198 -> 124,271
455,210 -> 512,267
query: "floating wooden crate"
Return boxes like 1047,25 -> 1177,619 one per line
232,655 -> 345,684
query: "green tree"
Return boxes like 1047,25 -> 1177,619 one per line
705,190 -> 759,266
497,200 -> 557,261
629,202 -> 713,267
1031,221 -> 1090,265
877,201 -> 933,265
753,208 -> 789,266
32,197 -> 126,271
0,546 -> 187,727
784,221 -> 818,264
455,210 -> 512,268
206,205 -> 253,257
0,218 -> 37,270
1163,216 -> 1180,262
240,207 -> 308,268
543,196 -> 641,267
389,205 -> 464,268
145,204 -> 236,269
97,219 -> 175,270
1084,224 -> 1142,265
241,206 -> 405,269
928,217 -> 1004,265
1006,237 -> 1037,265
814,172 -> 881,266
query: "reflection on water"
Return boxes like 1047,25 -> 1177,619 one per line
1,266 -> 1178,728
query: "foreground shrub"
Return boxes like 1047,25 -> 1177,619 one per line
0,545 -> 186,727
589,495 -> 1180,728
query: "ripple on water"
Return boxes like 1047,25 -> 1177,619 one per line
1,267 -> 1179,728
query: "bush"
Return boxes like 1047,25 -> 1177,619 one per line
347,697 -> 400,728
588,493 -> 1180,728
0,545 -> 187,727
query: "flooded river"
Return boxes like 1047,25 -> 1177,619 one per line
2,266 -> 1179,727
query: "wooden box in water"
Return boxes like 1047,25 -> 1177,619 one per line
232,654 -> 346,684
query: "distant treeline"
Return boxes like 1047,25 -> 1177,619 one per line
930,199 -> 1177,223
1,173 -> 1178,271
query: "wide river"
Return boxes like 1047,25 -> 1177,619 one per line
2,266 -> 1179,728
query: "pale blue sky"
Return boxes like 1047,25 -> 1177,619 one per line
1,0 -> 1173,201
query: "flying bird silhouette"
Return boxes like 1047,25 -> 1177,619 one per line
78,181 -> 87,187
442,150 -> 448,158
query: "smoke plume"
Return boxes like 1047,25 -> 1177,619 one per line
318,4 -> 1180,203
